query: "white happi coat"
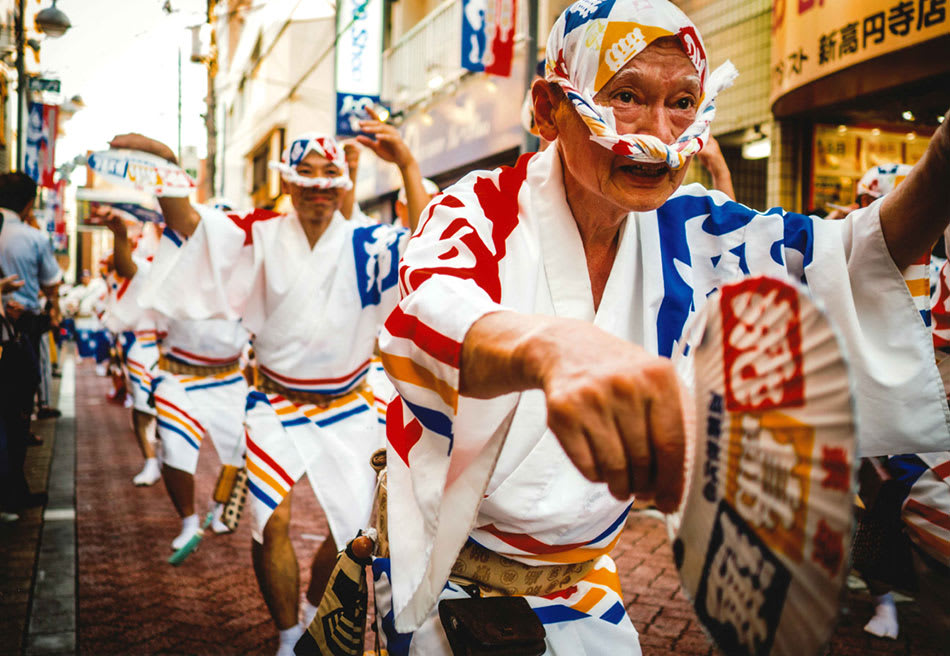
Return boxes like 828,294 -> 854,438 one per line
123,253 -> 250,474
377,146 -> 950,653
141,207 -> 408,543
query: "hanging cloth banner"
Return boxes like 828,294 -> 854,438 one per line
24,102 -> 58,188
335,0 -> 384,137
461,0 -> 517,77
484,0 -> 517,77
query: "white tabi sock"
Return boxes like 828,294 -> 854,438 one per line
301,600 -> 319,627
864,592 -> 899,639
171,513 -> 200,551
276,623 -> 305,656
211,503 -> 230,534
133,458 -> 161,487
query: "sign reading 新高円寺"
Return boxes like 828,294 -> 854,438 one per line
770,0 -> 947,106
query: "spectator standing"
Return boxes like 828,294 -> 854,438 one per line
0,172 -> 60,514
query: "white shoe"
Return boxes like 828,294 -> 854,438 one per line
132,458 -> 161,486
211,503 -> 231,534
123,395 -> 133,408
276,624 -> 305,656
95,362 -> 108,377
1,511 -> 20,523
864,593 -> 899,639
171,514 -> 201,550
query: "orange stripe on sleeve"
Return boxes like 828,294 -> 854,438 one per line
380,352 -> 458,411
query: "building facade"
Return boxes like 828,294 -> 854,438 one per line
211,0 -> 948,218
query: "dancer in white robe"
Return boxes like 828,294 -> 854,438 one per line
100,223 -> 164,487
376,1 -> 950,654
111,129 -> 423,655
105,214 -> 250,548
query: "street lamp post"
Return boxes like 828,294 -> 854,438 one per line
15,0 -> 71,170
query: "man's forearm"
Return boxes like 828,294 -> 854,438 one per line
881,110 -> 950,270
708,162 -> 736,201
399,159 -> 426,232
459,311 -> 547,398
157,197 -> 200,238
112,233 -> 138,279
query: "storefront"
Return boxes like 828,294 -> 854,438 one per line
770,0 -> 948,212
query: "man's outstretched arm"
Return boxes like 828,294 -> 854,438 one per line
460,310 -> 686,509
102,211 -> 137,279
108,134 -> 201,238
880,108 -> 950,270
356,107 -> 427,232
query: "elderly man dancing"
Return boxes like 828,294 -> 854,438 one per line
375,1 -> 950,653
111,128 -> 426,656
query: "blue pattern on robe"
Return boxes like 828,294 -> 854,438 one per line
655,192 -> 815,357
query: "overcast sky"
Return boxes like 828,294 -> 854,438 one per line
39,0 -> 209,170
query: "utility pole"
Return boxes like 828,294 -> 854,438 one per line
521,0 -> 539,154
204,0 -> 218,199
15,0 -> 25,170
177,45 -> 182,162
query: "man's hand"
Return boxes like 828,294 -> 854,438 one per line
95,207 -> 128,238
0,274 -> 23,295
109,133 -> 178,164
4,299 -> 25,321
356,107 -> 415,170
462,312 -> 686,509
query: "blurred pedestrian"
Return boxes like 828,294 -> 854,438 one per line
0,172 -> 59,514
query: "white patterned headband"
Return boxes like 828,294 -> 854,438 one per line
268,133 -> 353,190
544,0 -> 737,170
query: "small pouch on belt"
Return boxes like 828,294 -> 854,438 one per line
213,465 -> 240,504
438,597 -> 546,656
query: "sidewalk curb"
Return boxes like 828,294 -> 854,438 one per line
25,356 -> 76,656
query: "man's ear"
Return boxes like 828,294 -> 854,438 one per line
532,79 -> 562,143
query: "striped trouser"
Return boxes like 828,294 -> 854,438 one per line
243,386 -> 383,544
152,369 -> 248,473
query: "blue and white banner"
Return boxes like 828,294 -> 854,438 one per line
461,0 -> 488,73
335,0 -> 384,137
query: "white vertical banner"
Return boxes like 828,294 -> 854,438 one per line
335,0 -> 384,137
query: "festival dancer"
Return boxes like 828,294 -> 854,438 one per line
111,129 -> 423,656
100,221 -> 164,487
102,211 -> 249,549
374,1 -> 950,653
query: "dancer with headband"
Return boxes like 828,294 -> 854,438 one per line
109,129 -> 422,656
375,0 -> 950,653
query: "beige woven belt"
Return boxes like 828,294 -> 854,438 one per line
254,368 -> 368,408
159,354 -> 241,377
368,449 -> 597,598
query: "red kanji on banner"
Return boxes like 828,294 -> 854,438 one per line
720,278 -> 805,412
820,446 -> 850,492
483,0 -> 517,76
812,518 -> 843,576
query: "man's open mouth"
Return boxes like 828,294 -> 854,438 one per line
619,161 -> 670,178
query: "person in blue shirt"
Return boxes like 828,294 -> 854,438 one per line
0,172 -> 61,514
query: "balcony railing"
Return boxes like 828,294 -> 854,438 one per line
382,0 -> 527,113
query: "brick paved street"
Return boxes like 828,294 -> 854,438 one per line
3,356 -> 947,655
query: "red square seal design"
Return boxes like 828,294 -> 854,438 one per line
720,277 -> 804,413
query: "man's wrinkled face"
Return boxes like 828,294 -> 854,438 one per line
284,151 -> 345,222
556,38 -> 700,213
